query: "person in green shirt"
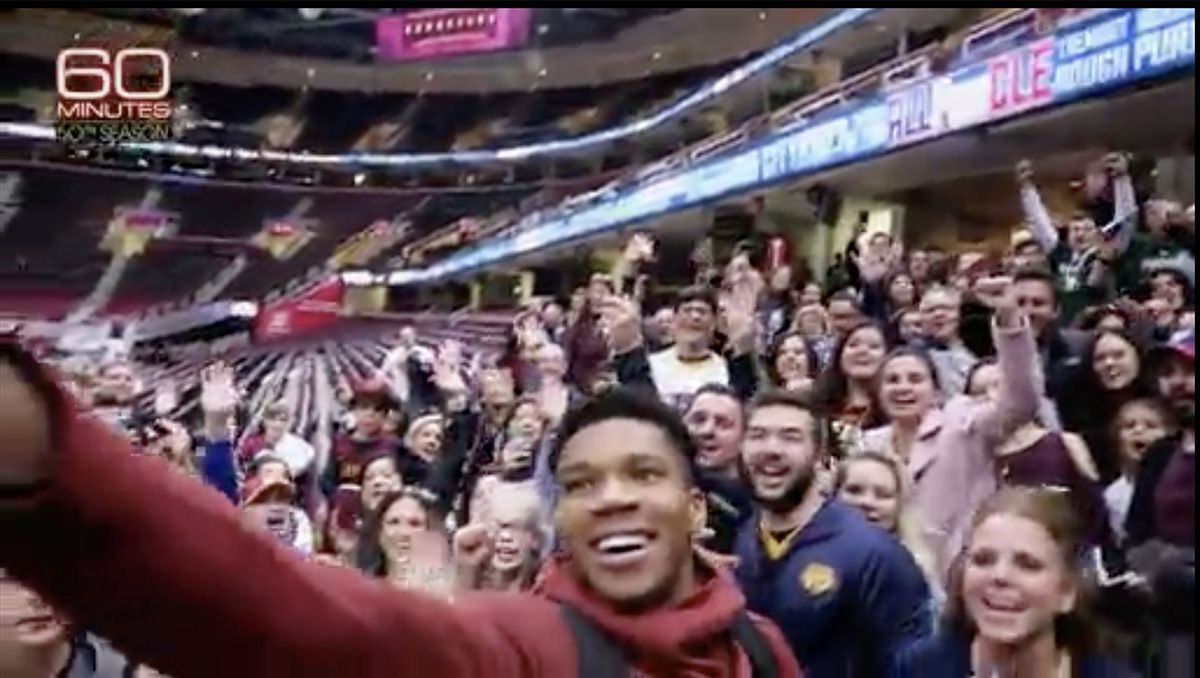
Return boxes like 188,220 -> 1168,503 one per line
1016,154 -> 1138,324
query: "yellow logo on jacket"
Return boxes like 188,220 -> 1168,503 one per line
800,562 -> 838,596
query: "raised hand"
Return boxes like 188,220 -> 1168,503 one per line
200,362 -> 239,417
153,378 -> 179,417
1015,159 -> 1034,184
623,232 -> 656,264
853,251 -> 891,285
515,313 -> 549,355
432,342 -> 468,396
721,286 -> 758,356
974,275 -> 1021,327
1104,151 -> 1129,177
597,295 -> 643,354
451,522 -> 492,591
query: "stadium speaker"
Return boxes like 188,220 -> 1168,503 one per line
806,184 -> 843,226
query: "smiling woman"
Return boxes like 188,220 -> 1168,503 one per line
893,487 -> 1130,677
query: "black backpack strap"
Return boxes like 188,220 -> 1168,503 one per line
731,611 -> 780,678
561,603 -> 778,678
559,603 -> 630,678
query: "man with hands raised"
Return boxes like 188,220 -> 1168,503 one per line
600,268 -> 759,411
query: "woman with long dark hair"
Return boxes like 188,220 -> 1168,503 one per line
812,321 -> 890,458
1058,330 -> 1156,484
765,329 -> 819,396
355,487 -> 454,599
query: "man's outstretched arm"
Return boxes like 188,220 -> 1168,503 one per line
0,344 -> 551,678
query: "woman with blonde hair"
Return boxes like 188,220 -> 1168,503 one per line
836,452 -> 940,595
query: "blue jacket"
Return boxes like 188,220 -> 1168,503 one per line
891,629 -> 1137,677
734,500 -> 932,678
198,437 -> 238,504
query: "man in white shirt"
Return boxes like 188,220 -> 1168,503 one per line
602,285 -> 754,412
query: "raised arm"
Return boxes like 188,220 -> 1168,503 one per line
600,295 -> 660,397
966,277 -> 1042,444
1016,160 -> 1060,252
0,344 -> 553,678
1106,153 -> 1139,254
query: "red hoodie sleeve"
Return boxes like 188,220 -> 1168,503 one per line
0,353 -> 574,678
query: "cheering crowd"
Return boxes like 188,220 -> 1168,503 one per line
0,153 -> 1195,677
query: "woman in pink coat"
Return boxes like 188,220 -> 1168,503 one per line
861,276 -> 1041,582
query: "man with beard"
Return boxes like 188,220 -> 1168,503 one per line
1125,328 -> 1194,677
0,349 -> 801,678
91,359 -> 141,431
734,391 -> 931,678
1127,328 -> 1194,548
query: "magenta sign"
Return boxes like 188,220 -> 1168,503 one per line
376,8 -> 533,61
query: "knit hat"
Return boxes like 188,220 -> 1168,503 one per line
403,412 -> 444,452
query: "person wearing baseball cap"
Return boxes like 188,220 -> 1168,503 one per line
241,470 -> 314,556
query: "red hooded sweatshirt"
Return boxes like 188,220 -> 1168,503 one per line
0,346 -> 800,678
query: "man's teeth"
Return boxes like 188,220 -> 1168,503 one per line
597,534 -> 649,553
758,464 -> 789,477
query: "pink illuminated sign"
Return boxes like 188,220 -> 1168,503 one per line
376,8 -> 533,61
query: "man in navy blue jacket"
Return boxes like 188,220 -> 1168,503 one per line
733,391 -> 932,678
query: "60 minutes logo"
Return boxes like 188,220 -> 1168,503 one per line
56,47 -> 172,101
54,46 -> 174,144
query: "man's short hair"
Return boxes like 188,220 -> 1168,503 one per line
746,390 -> 823,447
263,401 -> 291,420
920,284 -> 961,308
548,387 -> 699,484
1013,266 -> 1059,302
826,289 -> 860,309
686,383 -> 746,425
674,285 -> 718,314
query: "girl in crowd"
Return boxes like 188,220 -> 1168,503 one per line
765,329 -> 818,396
792,303 -> 834,369
812,321 -> 890,458
356,487 -> 454,599
532,343 -> 580,430
863,277 -> 1041,577
965,359 -> 1107,546
359,451 -> 404,518
890,307 -> 925,347
235,401 -> 315,481
894,487 -> 1130,677
473,396 -> 555,522
799,281 -> 823,307
836,452 -> 940,596
1059,330 -> 1157,485
1103,398 -> 1173,544
399,412 -> 445,486
886,272 -> 919,312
